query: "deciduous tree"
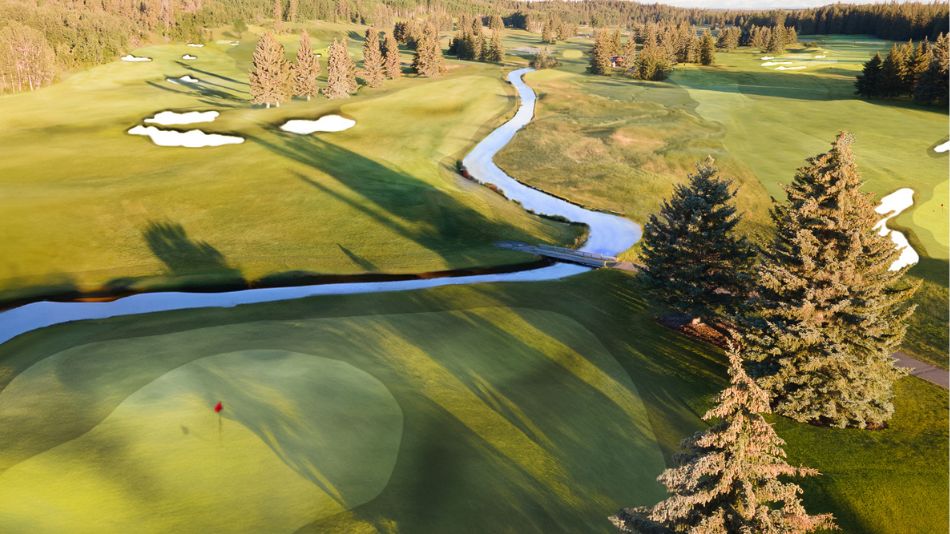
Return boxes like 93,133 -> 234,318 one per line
0,22 -> 55,93
611,339 -> 836,534
744,133 -> 918,429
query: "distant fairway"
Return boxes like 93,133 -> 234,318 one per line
0,22 -> 579,305
0,306 -> 667,532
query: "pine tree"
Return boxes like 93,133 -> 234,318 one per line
361,28 -> 385,87
541,23 -> 556,44
489,14 -> 504,32
855,52 -> 883,98
411,23 -> 444,77
291,31 -> 319,100
879,45 -> 907,97
273,0 -> 283,33
530,47 -> 558,69
589,30 -> 613,75
249,31 -> 289,108
323,38 -> 357,99
744,133 -> 918,429
765,28 -> 783,53
469,17 -> 484,60
641,157 -> 755,323
699,30 -> 716,65
383,31 -> 401,79
611,339 -> 836,534
287,0 -> 298,23
483,29 -> 504,63
914,33 -> 948,105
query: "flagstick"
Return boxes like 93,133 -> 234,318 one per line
218,412 -> 222,443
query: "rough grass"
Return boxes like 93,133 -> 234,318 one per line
0,271 -> 945,532
496,31 -> 949,366
0,23 -> 580,305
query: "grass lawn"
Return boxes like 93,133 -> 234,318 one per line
0,271 -> 945,532
0,22 -> 579,306
497,31 -> 949,367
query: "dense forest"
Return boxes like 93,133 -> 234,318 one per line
1,0 -> 948,93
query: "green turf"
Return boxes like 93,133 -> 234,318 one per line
496,32 -> 949,366
0,22 -> 579,305
1,271 -> 945,532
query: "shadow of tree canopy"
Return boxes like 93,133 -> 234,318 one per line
142,221 -> 241,278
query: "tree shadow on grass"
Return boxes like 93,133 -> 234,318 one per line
142,221 -> 243,279
247,133 -> 549,267
174,62 -> 249,86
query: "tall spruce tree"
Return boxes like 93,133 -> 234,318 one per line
878,45 -> 907,97
589,30 -> 613,75
273,0 -> 283,32
362,28 -> 385,87
383,31 -> 402,79
249,31 -> 289,108
914,33 -> 948,105
611,339 -> 836,534
483,29 -> 504,63
744,133 -> 918,429
855,52 -> 883,98
641,157 -> 755,323
291,31 -> 319,100
323,38 -> 357,99
411,23 -> 444,77
699,30 -> 716,65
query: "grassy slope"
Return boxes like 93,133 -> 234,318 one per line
0,22 -> 579,305
0,303 -> 667,533
497,32 -> 949,367
0,271 -> 945,532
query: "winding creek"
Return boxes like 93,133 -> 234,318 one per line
0,68 -> 642,345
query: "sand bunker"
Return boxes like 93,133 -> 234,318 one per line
182,54 -> 197,60
874,188 -> 919,270
760,56 -> 775,60
934,140 -> 950,153
280,115 -> 356,134
128,125 -> 244,148
776,66 -> 806,71
814,55 -> 827,59
216,40 -> 240,46
187,43 -> 204,48
121,55 -> 151,62
166,75 -> 200,85
144,110 -> 219,125
762,61 -> 792,67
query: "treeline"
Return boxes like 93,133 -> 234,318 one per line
856,34 -> 949,106
448,15 -> 505,63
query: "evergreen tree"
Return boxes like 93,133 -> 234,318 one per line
530,47 -> 559,69
411,23 -> 444,77
291,31 -> 319,100
589,30 -> 613,75
361,27 -> 385,87
914,33 -> 948,105
744,133 -> 918,429
383,31 -> 402,79
541,23 -> 556,44
611,339 -> 836,534
855,52 -> 883,98
483,29 -> 504,63
323,38 -> 357,99
765,28 -> 784,53
489,15 -> 504,32
699,30 -> 716,65
273,0 -> 283,32
249,31 -> 289,108
287,0 -> 298,23
641,157 -> 755,322
470,18 -> 484,60
879,45 -> 908,97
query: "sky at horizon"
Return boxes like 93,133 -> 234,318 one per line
632,0 -> 917,8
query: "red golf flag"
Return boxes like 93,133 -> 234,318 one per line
214,401 -> 223,413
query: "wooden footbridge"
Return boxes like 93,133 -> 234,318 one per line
496,241 -> 637,270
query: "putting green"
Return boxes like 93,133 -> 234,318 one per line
0,350 -> 403,532
0,306 -> 667,532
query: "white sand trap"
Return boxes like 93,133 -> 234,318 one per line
280,115 -> 356,134
814,55 -> 826,59
934,140 -> 950,153
776,66 -> 806,71
187,43 -> 204,48
216,40 -> 240,46
144,110 -> 219,125
166,75 -> 200,85
762,61 -> 792,67
128,125 -> 244,148
121,55 -> 151,62
182,54 -> 197,60
760,56 -> 775,60
874,188 -> 919,270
